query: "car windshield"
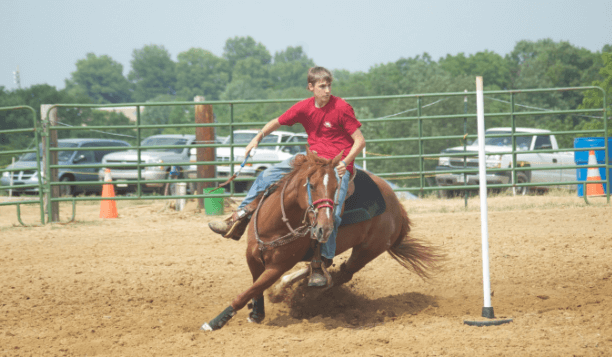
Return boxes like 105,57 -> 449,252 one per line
141,137 -> 188,154
472,131 -> 532,150
225,133 -> 279,145
19,142 -> 79,162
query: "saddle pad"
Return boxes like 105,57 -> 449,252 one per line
340,169 -> 386,227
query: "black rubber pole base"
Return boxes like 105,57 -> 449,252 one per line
463,318 -> 514,327
482,306 -> 495,318
463,306 -> 513,327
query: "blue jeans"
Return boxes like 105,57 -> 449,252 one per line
238,153 -> 351,259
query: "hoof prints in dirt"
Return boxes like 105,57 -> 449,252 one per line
268,279 -> 437,328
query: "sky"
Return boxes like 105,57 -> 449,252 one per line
1,0 -> 611,91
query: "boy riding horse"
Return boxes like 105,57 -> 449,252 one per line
209,66 -> 366,287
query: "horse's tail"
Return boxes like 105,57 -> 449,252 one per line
388,204 -> 444,279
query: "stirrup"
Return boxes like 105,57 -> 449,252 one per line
223,208 -> 252,240
308,260 -> 331,287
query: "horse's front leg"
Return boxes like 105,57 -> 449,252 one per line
200,267 -> 285,331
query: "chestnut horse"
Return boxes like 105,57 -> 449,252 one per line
201,150 -> 441,331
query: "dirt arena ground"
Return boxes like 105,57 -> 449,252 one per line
0,192 -> 611,356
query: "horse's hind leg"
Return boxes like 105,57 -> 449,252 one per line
334,244 -> 383,287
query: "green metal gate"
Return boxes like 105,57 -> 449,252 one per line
1,85 -> 608,225
0,106 -> 45,225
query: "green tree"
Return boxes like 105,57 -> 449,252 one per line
232,57 -> 272,90
223,36 -> 272,84
439,50 -> 511,89
269,46 -> 315,89
508,39 -> 601,109
69,110 -> 135,143
65,53 -> 132,103
128,45 -> 177,102
220,78 -> 267,101
578,48 -> 612,136
0,84 -> 89,166
223,36 -> 272,69
139,94 -> 194,136
175,48 -> 230,100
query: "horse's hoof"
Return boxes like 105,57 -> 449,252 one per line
200,323 -> 213,332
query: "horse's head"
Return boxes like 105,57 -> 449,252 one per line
291,149 -> 344,243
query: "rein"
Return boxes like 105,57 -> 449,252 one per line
253,175 -> 340,257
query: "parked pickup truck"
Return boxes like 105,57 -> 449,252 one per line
435,127 -> 576,197
99,134 -> 197,192
216,130 -> 308,192
2,138 -> 131,196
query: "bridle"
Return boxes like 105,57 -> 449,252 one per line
253,174 -> 341,256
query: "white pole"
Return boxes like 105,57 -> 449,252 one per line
176,182 -> 186,211
476,76 -> 493,315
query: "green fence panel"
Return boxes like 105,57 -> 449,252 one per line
0,106 -> 45,225
6,85 -> 609,224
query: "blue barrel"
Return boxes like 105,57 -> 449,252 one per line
574,137 -> 611,197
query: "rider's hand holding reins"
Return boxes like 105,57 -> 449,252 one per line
336,160 -> 347,177
244,134 -> 260,159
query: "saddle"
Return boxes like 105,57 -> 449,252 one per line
340,169 -> 386,226
294,168 -> 387,263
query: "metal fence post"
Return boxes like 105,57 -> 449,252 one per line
136,105 -> 142,197
41,104 -> 59,222
510,93 -> 517,196
463,90 -> 468,208
417,97 -> 423,197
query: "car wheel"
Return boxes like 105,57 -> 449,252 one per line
59,176 -> 74,197
439,189 -> 455,199
516,172 -> 529,195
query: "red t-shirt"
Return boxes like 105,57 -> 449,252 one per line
278,96 -> 362,174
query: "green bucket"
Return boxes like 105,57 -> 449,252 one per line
204,187 -> 225,215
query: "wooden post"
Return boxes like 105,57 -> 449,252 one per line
41,104 -> 60,222
194,96 -> 215,209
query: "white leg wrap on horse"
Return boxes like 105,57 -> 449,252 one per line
200,323 -> 213,332
287,267 -> 309,284
278,267 -> 309,289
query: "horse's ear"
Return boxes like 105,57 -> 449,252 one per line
331,150 -> 344,166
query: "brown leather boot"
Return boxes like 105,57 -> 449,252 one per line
208,198 -> 260,240
208,210 -> 249,240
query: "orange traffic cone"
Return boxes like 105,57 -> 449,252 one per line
586,150 -> 605,196
100,169 -> 118,218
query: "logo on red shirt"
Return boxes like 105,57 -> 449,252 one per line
324,121 -> 332,128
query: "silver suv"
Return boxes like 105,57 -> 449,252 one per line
99,134 -> 196,192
